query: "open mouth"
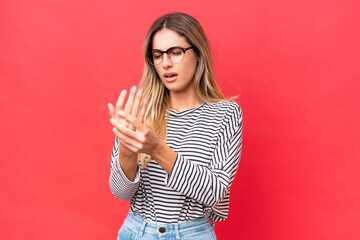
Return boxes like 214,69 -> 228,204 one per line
164,73 -> 178,82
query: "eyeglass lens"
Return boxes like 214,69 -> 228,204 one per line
151,48 -> 185,65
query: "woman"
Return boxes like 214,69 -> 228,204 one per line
108,12 -> 243,240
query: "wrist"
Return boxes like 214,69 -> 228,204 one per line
150,139 -> 162,158
149,140 -> 177,175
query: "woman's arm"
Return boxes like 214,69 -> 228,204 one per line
109,137 -> 140,201
108,86 -> 147,200
165,106 -> 242,207
111,102 -> 243,208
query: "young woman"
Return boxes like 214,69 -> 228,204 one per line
108,12 -> 243,240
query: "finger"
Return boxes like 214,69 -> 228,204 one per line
139,99 -> 148,124
108,103 -> 115,118
118,111 -> 146,132
113,127 -> 140,152
131,89 -> 142,118
110,118 -> 139,141
119,140 -> 138,153
115,90 -> 127,119
117,111 -> 135,127
124,86 -> 137,114
113,127 -> 134,145
115,134 -> 138,153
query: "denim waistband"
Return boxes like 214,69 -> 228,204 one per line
123,210 -> 213,238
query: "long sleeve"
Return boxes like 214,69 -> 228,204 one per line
109,137 -> 140,201
164,103 -> 243,218
109,101 -> 243,223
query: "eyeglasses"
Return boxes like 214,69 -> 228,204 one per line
148,46 -> 194,65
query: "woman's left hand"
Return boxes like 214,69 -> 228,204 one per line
110,110 -> 160,155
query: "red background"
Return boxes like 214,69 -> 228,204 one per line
1,0 -> 359,239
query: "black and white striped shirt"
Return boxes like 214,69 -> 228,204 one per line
109,101 -> 243,223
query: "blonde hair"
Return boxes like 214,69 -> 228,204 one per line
139,13 -> 227,167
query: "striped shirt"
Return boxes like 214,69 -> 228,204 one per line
109,100 -> 243,223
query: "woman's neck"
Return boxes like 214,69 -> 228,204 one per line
169,89 -> 204,112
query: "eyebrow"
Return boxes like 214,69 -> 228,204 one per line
152,46 -> 186,51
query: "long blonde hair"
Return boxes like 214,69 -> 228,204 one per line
139,13 -> 227,167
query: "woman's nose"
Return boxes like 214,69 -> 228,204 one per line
161,53 -> 173,68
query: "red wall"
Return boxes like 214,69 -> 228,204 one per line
1,0 -> 359,239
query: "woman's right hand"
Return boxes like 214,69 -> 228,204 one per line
108,86 -> 148,156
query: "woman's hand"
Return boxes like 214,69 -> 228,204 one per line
108,86 -> 148,181
108,86 -> 148,155
110,111 -> 160,155
109,88 -> 176,174
112,110 -> 177,174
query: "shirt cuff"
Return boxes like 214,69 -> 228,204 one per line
164,153 -> 184,188
114,157 -> 140,184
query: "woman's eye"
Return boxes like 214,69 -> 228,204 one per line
153,54 -> 162,59
170,50 -> 182,56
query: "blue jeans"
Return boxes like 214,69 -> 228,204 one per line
117,211 -> 216,240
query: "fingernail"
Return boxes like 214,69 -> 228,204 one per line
118,110 -> 124,115
121,89 -> 127,94
137,90 -> 142,96
110,118 -> 115,124
131,86 -> 136,92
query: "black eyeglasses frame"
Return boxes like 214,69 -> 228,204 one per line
148,46 -> 194,65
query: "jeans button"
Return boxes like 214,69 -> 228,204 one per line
159,227 -> 166,233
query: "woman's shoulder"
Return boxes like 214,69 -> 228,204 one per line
202,100 -> 243,136
203,100 -> 243,129
204,100 -> 242,117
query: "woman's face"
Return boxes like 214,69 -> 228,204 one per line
152,28 -> 198,94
